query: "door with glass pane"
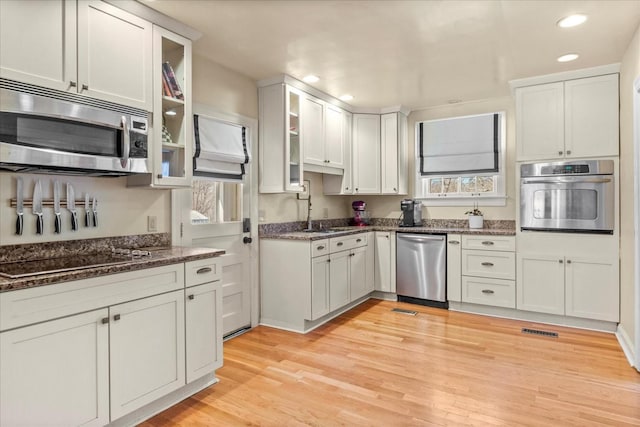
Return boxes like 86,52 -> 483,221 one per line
172,110 -> 257,338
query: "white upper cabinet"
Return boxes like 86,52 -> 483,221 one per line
324,104 -> 346,168
352,114 -> 381,194
0,0 -> 153,111
0,0 -> 76,92
301,96 -> 326,166
516,74 -> 619,161
564,74 -> 619,158
380,112 -> 408,195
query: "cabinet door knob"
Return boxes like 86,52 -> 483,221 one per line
356,238 -> 362,243
157,174 -> 163,179
197,267 -> 212,274
559,259 -> 564,264
566,259 -> 572,264
345,187 -> 349,190
101,317 -> 109,324
566,150 -> 572,155
350,253 -> 355,257
69,81 -> 77,88
355,188 -> 359,192
481,262 -> 494,267
481,289 -> 495,294
558,151 -> 563,155
188,294 -> 195,300
243,236 -> 253,244
81,84 -> 89,91
113,314 -> 121,321
327,259 -> 331,263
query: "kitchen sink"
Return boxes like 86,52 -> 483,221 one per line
302,229 -> 343,234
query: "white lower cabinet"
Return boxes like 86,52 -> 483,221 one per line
110,290 -> 185,420
261,233 -> 372,332
0,309 -> 110,427
0,260 -> 223,426
185,281 -> 223,383
517,252 -> 619,321
374,231 -> 396,292
446,235 -> 462,302
459,235 -> 516,308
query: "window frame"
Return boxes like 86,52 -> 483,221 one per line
413,111 -> 507,206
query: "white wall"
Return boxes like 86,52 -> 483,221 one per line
0,174 -> 170,246
619,23 -> 640,354
355,97 -> 517,221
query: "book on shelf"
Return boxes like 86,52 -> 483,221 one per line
161,72 -> 173,98
162,61 -> 184,100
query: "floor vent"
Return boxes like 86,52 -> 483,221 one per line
391,308 -> 418,316
522,328 -> 558,338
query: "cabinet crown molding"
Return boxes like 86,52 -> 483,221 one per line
509,63 -> 620,91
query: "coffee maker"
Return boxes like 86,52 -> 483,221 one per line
400,199 -> 422,227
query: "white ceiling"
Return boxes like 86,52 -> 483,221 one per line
143,0 -> 640,110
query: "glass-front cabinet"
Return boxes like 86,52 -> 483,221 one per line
258,83 -> 305,193
129,25 -> 192,188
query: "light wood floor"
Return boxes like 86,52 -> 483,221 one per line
142,299 -> 640,426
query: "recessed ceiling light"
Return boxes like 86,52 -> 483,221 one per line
557,53 -> 579,62
302,75 -> 320,83
339,94 -> 353,101
557,14 -> 588,28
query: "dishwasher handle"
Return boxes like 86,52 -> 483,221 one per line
398,234 -> 445,243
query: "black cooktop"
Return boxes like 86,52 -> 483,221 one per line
0,254 -> 134,279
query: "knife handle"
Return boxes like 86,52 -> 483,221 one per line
16,213 -> 23,236
85,211 -> 91,227
93,211 -> 98,227
36,213 -> 43,235
71,211 -> 78,231
55,213 -> 62,234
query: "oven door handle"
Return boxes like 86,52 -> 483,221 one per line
521,177 -> 612,185
120,116 -> 130,169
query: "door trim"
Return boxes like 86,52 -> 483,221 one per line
633,75 -> 640,371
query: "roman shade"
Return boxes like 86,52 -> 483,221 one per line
419,112 -> 500,176
193,114 -> 250,181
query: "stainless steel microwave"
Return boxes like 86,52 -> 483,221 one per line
520,160 -> 614,234
0,81 -> 149,176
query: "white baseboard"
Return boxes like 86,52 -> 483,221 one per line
616,325 -> 636,368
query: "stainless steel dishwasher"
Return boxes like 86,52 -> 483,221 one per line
396,233 -> 447,308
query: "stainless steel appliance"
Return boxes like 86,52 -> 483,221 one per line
400,199 -> 422,227
0,81 -> 149,176
396,233 -> 447,308
520,160 -> 614,234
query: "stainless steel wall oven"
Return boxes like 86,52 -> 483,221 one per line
520,160 -> 614,234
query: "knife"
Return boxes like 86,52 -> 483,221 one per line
33,179 -> 43,235
67,183 -> 78,231
15,177 -> 23,235
92,197 -> 98,227
54,180 -> 62,234
85,193 -> 91,227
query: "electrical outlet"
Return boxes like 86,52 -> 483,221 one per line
323,207 -> 329,219
258,209 -> 266,221
147,215 -> 157,232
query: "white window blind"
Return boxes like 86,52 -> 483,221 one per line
193,114 -> 250,182
419,112 -> 500,176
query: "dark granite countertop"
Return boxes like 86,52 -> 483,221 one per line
259,219 -> 516,241
0,234 -> 225,293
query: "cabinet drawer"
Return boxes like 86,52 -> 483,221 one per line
462,276 -> 515,308
185,258 -> 221,287
312,239 -> 330,258
462,235 -> 515,252
462,250 -> 515,280
0,264 -> 184,332
330,233 -> 367,253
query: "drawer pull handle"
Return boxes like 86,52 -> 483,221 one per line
317,245 -> 325,250
188,294 -> 195,300
448,240 -> 460,245
197,267 -> 212,274
481,289 -> 495,294
481,262 -> 494,267
481,241 -> 494,246
337,242 -> 344,246
101,317 -> 109,324
356,239 -> 362,243
113,314 -> 121,321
